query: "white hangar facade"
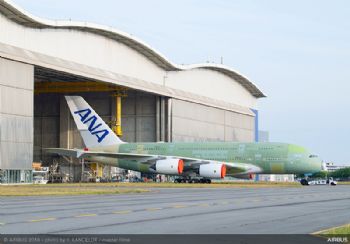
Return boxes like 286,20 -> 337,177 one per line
0,0 -> 265,183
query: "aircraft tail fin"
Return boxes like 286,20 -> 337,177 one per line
65,96 -> 124,148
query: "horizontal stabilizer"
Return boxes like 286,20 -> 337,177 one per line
45,148 -> 83,158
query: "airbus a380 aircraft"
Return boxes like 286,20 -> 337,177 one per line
47,96 -> 322,183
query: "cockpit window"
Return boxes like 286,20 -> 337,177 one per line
309,155 -> 318,158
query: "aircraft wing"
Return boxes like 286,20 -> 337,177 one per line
46,148 -> 262,176
46,148 -> 203,162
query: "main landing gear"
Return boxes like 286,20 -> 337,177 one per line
300,179 -> 309,185
174,178 -> 212,184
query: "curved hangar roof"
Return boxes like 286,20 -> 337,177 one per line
0,0 -> 265,99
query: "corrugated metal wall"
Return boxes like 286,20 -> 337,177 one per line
0,58 -> 33,170
171,99 -> 255,142
122,91 -> 157,143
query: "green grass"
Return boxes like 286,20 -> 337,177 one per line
338,181 -> 350,185
316,224 -> 350,235
0,184 -> 149,196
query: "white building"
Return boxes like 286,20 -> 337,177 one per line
325,162 -> 349,172
257,174 -> 295,182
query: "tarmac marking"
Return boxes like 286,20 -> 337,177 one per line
146,208 -> 162,211
29,218 -> 56,222
75,214 -> 97,218
113,210 -> 132,214
172,205 -> 187,208
34,203 -> 59,206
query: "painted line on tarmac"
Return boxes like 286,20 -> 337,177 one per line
29,217 -> 56,222
146,208 -> 162,211
172,205 -> 187,208
113,210 -> 132,214
75,214 -> 97,218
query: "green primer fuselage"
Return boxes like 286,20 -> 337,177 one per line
91,142 -> 322,175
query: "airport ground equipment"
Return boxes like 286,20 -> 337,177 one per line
32,162 -> 49,184
300,177 -> 337,186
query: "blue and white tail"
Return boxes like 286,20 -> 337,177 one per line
65,96 -> 124,148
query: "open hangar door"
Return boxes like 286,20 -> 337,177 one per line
33,66 -> 161,182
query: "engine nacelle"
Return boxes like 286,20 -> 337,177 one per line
155,158 -> 184,175
199,163 -> 226,179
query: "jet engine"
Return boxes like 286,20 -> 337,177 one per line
199,163 -> 226,179
153,158 -> 184,175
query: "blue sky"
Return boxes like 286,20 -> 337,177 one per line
13,0 -> 350,164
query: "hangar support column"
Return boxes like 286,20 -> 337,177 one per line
166,98 -> 172,142
156,96 -> 172,142
0,58 -> 34,184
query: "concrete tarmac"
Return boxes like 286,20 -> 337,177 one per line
1,185 -> 350,234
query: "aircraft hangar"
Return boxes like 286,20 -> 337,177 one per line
0,0 -> 265,184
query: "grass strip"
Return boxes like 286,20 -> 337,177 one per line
0,185 -> 149,196
315,224 -> 350,235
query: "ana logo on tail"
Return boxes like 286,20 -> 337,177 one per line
74,108 -> 109,143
